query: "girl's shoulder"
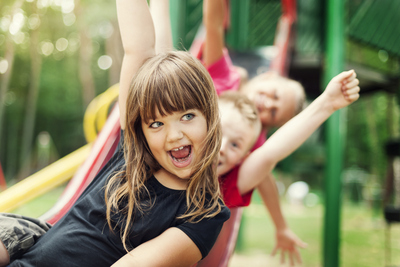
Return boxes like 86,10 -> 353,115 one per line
174,200 -> 230,259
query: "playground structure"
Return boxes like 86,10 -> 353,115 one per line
0,0 -> 399,266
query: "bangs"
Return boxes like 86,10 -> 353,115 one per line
138,52 -> 212,124
142,84 -> 202,123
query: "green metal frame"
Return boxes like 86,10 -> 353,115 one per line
323,0 -> 345,266
226,0 -> 250,50
170,0 -> 203,50
226,0 -> 281,50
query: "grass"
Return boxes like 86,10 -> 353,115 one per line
10,185 -> 400,267
11,184 -> 67,217
230,193 -> 400,267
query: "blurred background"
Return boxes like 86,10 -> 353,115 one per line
0,0 -> 400,266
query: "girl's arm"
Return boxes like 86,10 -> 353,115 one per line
111,227 -> 202,267
150,0 -> 173,54
238,70 -> 360,195
257,175 -> 307,265
236,70 -> 358,264
117,0 -> 156,129
203,0 -> 225,67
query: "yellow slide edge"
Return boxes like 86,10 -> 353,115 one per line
0,143 -> 92,213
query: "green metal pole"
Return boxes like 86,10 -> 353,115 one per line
226,0 -> 249,50
170,0 -> 186,50
323,0 -> 345,266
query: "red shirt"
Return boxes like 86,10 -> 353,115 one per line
202,49 -> 267,208
219,131 -> 267,208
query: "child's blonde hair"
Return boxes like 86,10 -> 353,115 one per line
105,51 -> 222,252
219,91 -> 261,148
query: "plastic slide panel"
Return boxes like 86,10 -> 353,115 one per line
0,144 -> 92,212
42,105 -> 121,224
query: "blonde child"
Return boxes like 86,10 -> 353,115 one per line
199,69 -> 359,266
202,0 -> 305,130
201,0 -> 306,264
0,0 -> 229,266
201,0 -> 360,266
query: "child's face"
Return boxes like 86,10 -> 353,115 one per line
141,108 -> 207,189
246,79 -> 297,128
217,102 -> 258,176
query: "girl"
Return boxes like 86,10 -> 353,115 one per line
200,0 -> 306,265
201,1 -> 359,266
0,0 -> 229,266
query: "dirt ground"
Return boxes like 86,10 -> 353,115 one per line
229,252 -> 294,267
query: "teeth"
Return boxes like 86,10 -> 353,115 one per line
171,146 -> 185,151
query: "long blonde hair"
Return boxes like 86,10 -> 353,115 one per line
105,51 -> 222,251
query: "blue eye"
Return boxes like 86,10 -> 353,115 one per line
231,142 -> 239,148
182,113 -> 195,121
150,121 -> 163,128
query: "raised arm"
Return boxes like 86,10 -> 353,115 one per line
117,0 -> 156,129
111,227 -> 202,267
150,0 -> 173,53
238,70 -> 360,192
235,70 -> 358,265
203,0 -> 225,66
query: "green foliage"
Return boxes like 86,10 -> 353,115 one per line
0,0 -> 119,181
11,183 -> 67,217
346,92 -> 399,181
36,55 -> 85,156
236,199 -> 400,267
275,91 -> 399,201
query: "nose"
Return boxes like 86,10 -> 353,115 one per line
262,95 -> 275,109
220,137 -> 228,156
166,124 -> 184,142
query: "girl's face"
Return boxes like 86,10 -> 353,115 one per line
141,108 -> 207,190
246,80 -> 297,128
217,102 -> 256,176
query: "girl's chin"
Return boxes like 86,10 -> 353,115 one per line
175,171 -> 192,180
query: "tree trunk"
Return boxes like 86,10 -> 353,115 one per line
76,1 -> 96,108
0,0 -> 24,178
0,36 -> 15,153
107,19 -> 123,86
18,16 -> 42,179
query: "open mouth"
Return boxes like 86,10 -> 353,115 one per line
169,145 -> 192,165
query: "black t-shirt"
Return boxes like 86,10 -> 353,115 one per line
11,133 -> 230,267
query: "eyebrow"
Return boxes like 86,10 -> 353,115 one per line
231,132 -> 246,144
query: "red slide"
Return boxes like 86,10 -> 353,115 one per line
40,105 -> 121,224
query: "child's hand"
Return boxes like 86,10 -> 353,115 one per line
324,70 -> 360,111
271,228 -> 308,266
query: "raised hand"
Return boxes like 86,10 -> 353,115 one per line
271,228 -> 308,266
324,70 -> 360,111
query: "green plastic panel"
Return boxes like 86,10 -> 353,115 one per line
170,0 -> 203,50
295,0 -> 324,54
226,0 -> 281,50
347,0 -> 400,57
